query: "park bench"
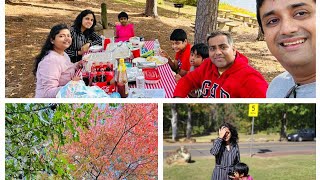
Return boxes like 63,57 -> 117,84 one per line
216,18 -> 232,30
190,22 -> 195,32
218,9 -> 232,19
228,16 -> 242,23
247,22 -> 258,28
225,23 -> 238,32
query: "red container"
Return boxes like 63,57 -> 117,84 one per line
103,38 -> 111,50
143,68 -> 160,84
131,48 -> 141,58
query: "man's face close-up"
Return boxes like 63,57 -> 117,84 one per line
259,0 -> 316,70
208,35 -> 236,73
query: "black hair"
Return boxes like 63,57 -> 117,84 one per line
73,9 -> 97,37
170,29 -> 187,41
33,24 -> 69,76
207,30 -> 233,45
118,11 -> 129,20
191,43 -> 209,59
256,0 -> 265,34
256,0 -> 316,34
234,162 -> 249,177
219,122 -> 238,145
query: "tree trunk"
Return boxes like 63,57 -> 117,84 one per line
153,0 -> 158,17
210,108 -> 217,131
145,0 -> 158,17
194,0 -> 219,44
186,104 -> 192,139
101,3 -> 107,29
280,112 -> 287,141
256,27 -> 264,41
171,104 -> 178,141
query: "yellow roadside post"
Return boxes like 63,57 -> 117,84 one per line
248,104 -> 259,157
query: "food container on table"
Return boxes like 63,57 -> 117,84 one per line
146,56 -> 168,66
143,68 -> 160,84
89,45 -> 103,53
137,62 -> 157,69
112,42 -> 131,59
126,67 -> 139,82
129,37 -> 141,47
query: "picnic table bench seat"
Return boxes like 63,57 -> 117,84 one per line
225,23 -> 238,32
247,22 -> 258,28
228,16 -> 242,22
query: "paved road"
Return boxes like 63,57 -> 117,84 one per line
163,141 -> 316,158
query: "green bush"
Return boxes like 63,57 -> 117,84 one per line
192,125 -> 205,135
237,121 -> 252,134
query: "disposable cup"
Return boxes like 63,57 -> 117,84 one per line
103,38 -> 111,50
131,48 -> 141,58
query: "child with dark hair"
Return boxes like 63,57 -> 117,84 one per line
175,43 -> 209,97
232,162 -> 254,180
65,9 -> 102,63
115,11 -> 135,42
210,122 -> 240,180
160,29 -> 191,77
189,43 -> 209,71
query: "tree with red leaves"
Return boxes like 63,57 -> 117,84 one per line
62,103 -> 158,179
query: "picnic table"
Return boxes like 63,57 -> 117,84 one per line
218,9 -> 232,19
217,17 -> 232,30
250,17 -> 258,24
231,13 -> 252,23
85,40 -> 177,98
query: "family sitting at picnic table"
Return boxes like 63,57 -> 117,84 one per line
34,0 -> 316,98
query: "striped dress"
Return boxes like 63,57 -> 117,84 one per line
210,138 -> 240,180
65,26 -> 102,63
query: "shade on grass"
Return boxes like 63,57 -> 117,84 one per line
164,155 -> 315,180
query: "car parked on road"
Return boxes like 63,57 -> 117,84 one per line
287,128 -> 316,142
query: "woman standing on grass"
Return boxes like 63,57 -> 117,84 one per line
34,24 -> 81,98
65,9 -> 102,63
210,122 -> 240,180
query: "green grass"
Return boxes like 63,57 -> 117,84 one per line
164,155 -> 316,180
164,132 -> 280,144
219,3 -> 256,17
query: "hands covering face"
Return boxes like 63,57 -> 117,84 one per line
219,126 -> 231,141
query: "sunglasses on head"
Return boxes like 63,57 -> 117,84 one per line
285,84 -> 300,98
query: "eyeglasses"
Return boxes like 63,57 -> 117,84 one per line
285,84 -> 300,98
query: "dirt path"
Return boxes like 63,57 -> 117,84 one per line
5,0 -> 284,98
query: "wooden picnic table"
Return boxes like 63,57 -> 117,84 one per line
218,9 -> 232,18
250,17 -> 258,24
231,13 -> 252,23
217,18 -> 232,30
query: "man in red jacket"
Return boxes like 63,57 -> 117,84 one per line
173,31 -> 268,98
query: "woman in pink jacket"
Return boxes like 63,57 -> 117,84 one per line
34,24 -> 81,98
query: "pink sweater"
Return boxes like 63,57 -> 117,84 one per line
35,50 -> 76,98
115,24 -> 135,42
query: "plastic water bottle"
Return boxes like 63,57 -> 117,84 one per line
136,69 -> 145,98
154,38 -> 160,56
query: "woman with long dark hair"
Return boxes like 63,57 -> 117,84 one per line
210,122 -> 240,180
34,24 -> 81,98
65,9 -> 102,63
